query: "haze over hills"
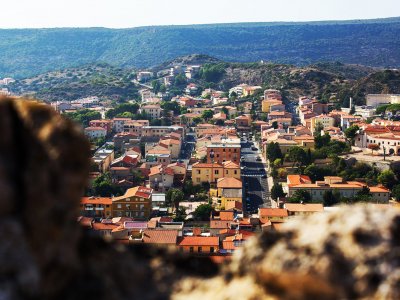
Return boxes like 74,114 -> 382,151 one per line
0,17 -> 399,78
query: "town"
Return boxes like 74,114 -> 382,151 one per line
3,62 -> 400,259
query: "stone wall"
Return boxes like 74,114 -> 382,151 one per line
1,97 -> 400,300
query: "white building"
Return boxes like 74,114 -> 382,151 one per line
84,127 -> 107,140
113,118 -> 132,133
141,105 -> 162,119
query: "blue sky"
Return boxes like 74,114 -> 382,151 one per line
1,0 -> 399,28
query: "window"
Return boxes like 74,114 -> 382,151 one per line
196,178 -> 200,183
189,247 -> 194,253
117,204 -> 122,209
126,198 -> 130,201
226,170 -> 228,174
126,204 -> 130,209
215,170 -> 219,175
197,170 -> 201,174
198,247 -> 202,253
234,170 -> 237,175
210,247 -> 215,253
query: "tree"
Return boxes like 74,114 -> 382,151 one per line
314,133 -> 331,149
304,164 -> 333,182
174,206 -> 187,222
377,170 -> 397,189
161,101 -> 181,115
344,125 -> 359,145
193,204 -> 213,221
392,184 -> 400,201
193,117 -> 203,124
266,142 -> 283,163
90,173 -> 122,197
354,186 -> 373,202
201,110 -> 214,120
64,109 -> 101,127
287,146 -> 308,168
323,190 -> 340,206
271,183 -> 286,200
288,189 -> 312,203
314,121 -> 324,136
272,121 -> 278,129
151,80 -> 161,94
368,143 -> 380,155
105,103 -> 140,119
166,188 -> 185,209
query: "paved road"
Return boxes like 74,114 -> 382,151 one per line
240,135 -> 271,215
179,132 -> 195,160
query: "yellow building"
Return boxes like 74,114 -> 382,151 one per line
243,85 -> 262,97
112,186 -> 153,219
192,161 -> 241,185
210,177 -> 243,209
310,115 -> 335,132
262,99 -> 283,113
80,197 -> 113,218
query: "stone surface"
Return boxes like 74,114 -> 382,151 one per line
0,97 -> 400,299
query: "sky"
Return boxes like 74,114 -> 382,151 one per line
1,0 -> 399,28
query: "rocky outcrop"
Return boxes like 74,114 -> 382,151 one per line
1,96 -> 400,299
175,205 -> 400,299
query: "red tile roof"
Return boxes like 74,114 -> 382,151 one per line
81,197 -> 112,205
142,230 -> 178,245
178,236 -> 219,246
259,208 -> 288,218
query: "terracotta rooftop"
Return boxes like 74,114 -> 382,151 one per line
178,236 -> 219,246
259,208 -> 288,218
217,177 -> 242,189
142,229 -> 178,245
81,197 -> 112,205
285,203 -> 324,212
112,186 -> 152,201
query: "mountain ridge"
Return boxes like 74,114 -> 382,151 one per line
1,17 -> 399,78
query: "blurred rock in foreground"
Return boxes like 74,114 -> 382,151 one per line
0,97 -> 399,300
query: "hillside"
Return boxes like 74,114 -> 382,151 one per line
12,58 -> 398,107
0,17 -> 400,78
9,64 -> 138,102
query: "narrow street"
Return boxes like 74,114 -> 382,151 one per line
240,134 -> 271,215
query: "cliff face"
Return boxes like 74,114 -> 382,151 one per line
1,97 -> 400,299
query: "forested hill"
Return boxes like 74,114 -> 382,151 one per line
1,17 -> 400,78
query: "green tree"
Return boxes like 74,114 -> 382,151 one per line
287,146 -> 308,168
271,183 -> 286,200
314,133 -> 331,149
201,109 -> 214,120
304,164 -> 333,182
91,173 -> 122,197
266,142 -> 283,163
193,204 -> 213,221
105,103 -> 140,119
314,121 -> 324,136
288,189 -> 312,203
193,117 -> 203,124
174,206 -> 187,222
166,188 -> 185,209
64,109 -> 101,127
161,101 -> 181,115
377,170 -> 397,189
151,80 -> 161,94
354,186 -> 373,202
323,190 -> 340,206
344,125 -> 359,145
392,184 -> 400,201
